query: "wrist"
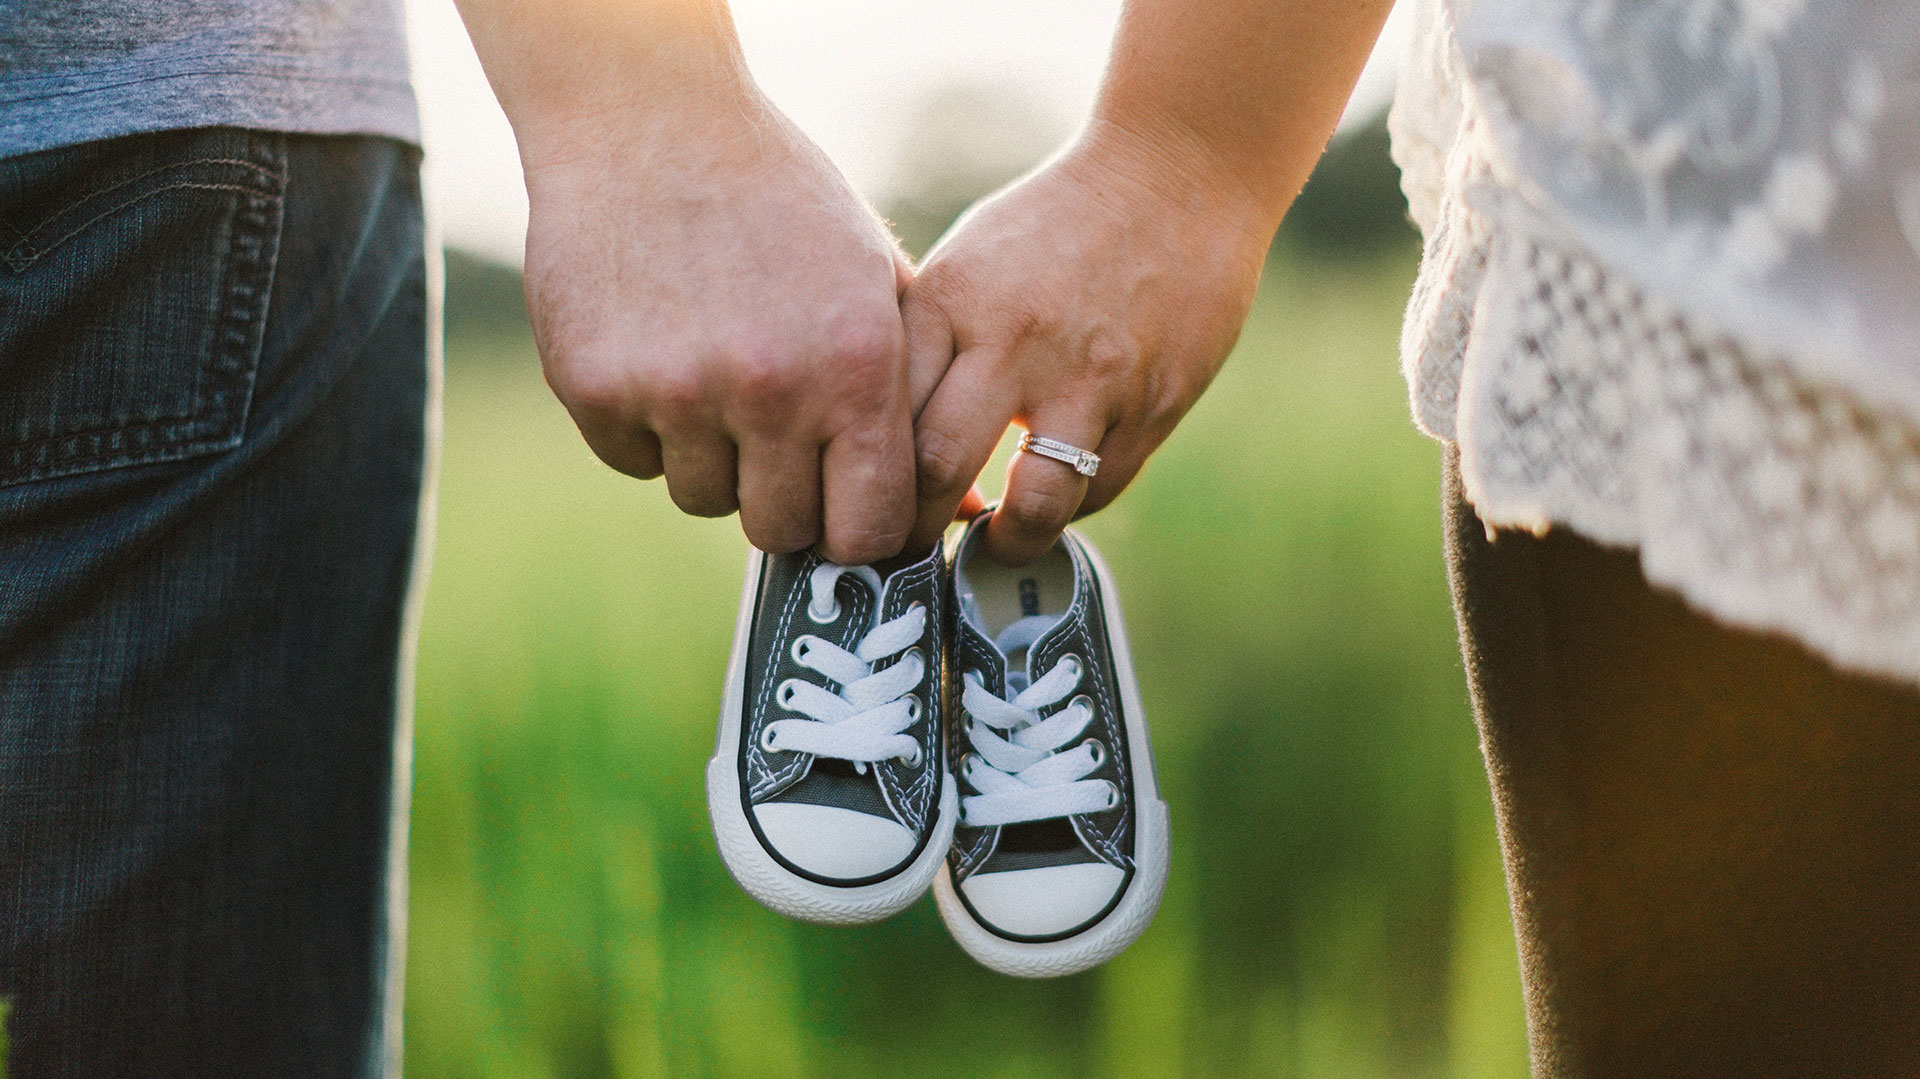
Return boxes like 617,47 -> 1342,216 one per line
1063,114 -> 1282,247
460,0 -> 758,170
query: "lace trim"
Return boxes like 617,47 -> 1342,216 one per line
1406,194 -> 1920,685
1445,0 -> 1920,422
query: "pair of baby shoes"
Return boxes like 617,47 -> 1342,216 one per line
707,513 -> 1170,978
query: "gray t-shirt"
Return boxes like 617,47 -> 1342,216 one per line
1,0 -> 418,157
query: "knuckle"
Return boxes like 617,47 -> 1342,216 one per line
682,498 -> 738,520
635,362 -> 707,419
823,315 -> 900,375
829,520 -> 909,565
1000,482 -> 1077,533
585,433 -> 664,481
1081,331 -> 1140,386
915,427 -> 972,496
1103,355 -> 1193,437
1137,364 -> 1173,422
1002,303 -> 1057,348
726,339 -> 804,411
546,351 -> 631,421
667,481 -> 736,519
1143,362 -> 1203,434
745,519 -> 818,556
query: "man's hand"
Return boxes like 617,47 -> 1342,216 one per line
903,120 -> 1274,564
456,0 -> 918,563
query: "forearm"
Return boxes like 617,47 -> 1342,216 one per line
451,0 -> 754,157
1091,0 -> 1395,229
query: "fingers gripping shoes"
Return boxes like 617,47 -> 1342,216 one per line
934,517 -> 1171,977
710,542 -> 958,925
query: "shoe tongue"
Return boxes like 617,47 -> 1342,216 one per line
820,567 -> 883,651
993,614 -> 1059,656
866,545 -> 926,581
993,614 -> 1065,693
846,539 -> 938,622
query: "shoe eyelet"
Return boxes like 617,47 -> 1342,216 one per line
1101,780 -> 1121,811
1068,693 -> 1096,719
905,695 -> 923,722
759,726 -> 782,753
790,636 -> 815,664
1061,654 -> 1083,680
807,597 -> 841,624
776,679 -> 802,708
1083,738 -> 1108,768
897,744 -> 924,768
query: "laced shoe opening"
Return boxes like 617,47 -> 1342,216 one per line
955,544 -> 1074,644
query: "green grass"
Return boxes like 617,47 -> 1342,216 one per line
405,246 -> 1528,1079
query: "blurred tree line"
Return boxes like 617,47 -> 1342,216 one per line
882,81 -> 1414,262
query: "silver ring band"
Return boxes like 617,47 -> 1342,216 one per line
1017,433 -> 1100,477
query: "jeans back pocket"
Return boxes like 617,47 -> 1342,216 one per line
0,128 -> 286,488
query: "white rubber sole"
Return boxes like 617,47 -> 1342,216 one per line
933,533 -> 1171,977
708,549 -> 957,926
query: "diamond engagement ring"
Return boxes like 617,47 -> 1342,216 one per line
1017,433 -> 1101,477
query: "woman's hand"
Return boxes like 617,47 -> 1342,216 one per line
903,119 -> 1277,563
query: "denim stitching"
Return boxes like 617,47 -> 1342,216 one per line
210,149 -> 282,449
0,135 -> 285,486
10,156 -> 281,249
6,174 -> 280,272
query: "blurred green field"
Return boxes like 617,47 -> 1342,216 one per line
404,245 -> 1530,1079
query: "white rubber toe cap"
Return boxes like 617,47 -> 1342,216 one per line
958,863 -> 1127,938
752,803 -> 916,881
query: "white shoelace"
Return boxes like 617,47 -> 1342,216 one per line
760,562 -> 927,769
960,615 -> 1119,827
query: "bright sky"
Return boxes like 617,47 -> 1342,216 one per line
406,0 -> 1411,264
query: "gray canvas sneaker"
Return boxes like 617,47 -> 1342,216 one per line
709,542 -> 956,925
933,514 -> 1170,977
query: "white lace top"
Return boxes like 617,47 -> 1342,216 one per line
1390,0 -> 1920,684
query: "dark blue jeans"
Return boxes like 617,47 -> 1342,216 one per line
0,128 -> 431,1078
